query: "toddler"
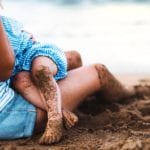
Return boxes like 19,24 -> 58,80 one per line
0,15 -> 78,144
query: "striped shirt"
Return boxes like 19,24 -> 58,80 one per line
1,16 -> 67,79
0,80 -> 14,111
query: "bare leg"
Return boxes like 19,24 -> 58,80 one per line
34,64 -> 136,132
34,70 -> 62,140
13,71 -> 78,130
64,50 -> 83,71
13,50 -> 82,110
32,57 -> 63,144
58,64 -> 146,111
13,56 -> 79,144
13,63 -> 150,134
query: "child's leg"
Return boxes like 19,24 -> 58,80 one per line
12,50 -> 82,111
13,56 -> 78,144
31,56 -> 64,144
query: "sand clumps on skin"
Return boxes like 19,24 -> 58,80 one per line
33,67 -> 79,145
0,79 -> 150,150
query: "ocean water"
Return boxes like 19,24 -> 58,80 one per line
1,0 -> 150,74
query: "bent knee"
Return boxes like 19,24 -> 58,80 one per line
13,72 -> 32,91
65,50 -> 82,70
32,56 -> 58,76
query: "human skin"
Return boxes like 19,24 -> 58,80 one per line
12,51 -> 82,144
1,14 -> 149,144
13,63 -> 136,135
0,16 -> 79,144
25,53 -> 79,144
0,19 -> 15,81
31,57 -> 64,144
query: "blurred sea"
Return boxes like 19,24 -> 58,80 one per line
1,0 -> 150,74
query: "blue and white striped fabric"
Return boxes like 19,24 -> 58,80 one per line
0,16 -> 67,111
0,80 -> 14,111
1,16 -> 67,80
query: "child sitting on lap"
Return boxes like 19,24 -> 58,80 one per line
0,15 -> 79,144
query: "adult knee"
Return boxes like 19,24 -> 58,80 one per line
12,72 -> 31,92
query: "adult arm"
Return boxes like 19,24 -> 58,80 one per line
0,18 -> 15,81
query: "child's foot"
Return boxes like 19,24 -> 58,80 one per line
62,109 -> 79,129
39,113 -> 63,145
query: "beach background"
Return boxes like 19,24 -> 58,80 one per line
0,1 -> 150,149
1,0 -> 150,74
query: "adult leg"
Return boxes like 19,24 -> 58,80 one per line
13,63 -> 101,112
13,56 -> 79,144
34,63 -> 137,133
13,64 -> 149,133
57,64 -> 135,111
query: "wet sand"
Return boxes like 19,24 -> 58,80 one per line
0,74 -> 150,150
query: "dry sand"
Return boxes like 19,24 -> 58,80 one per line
0,74 -> 150,150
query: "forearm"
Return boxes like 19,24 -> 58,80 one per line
0,18 -> 14,81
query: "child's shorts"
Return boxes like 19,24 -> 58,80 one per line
14,41 -> 68,80
0,93 -> 36,140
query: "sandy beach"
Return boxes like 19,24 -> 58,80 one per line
0,74 -> 150,150
0,1 -> 150,149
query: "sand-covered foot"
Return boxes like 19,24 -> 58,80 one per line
62,109 -> 79,129
39,114 -> 63,145
134,85 -> 150,98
